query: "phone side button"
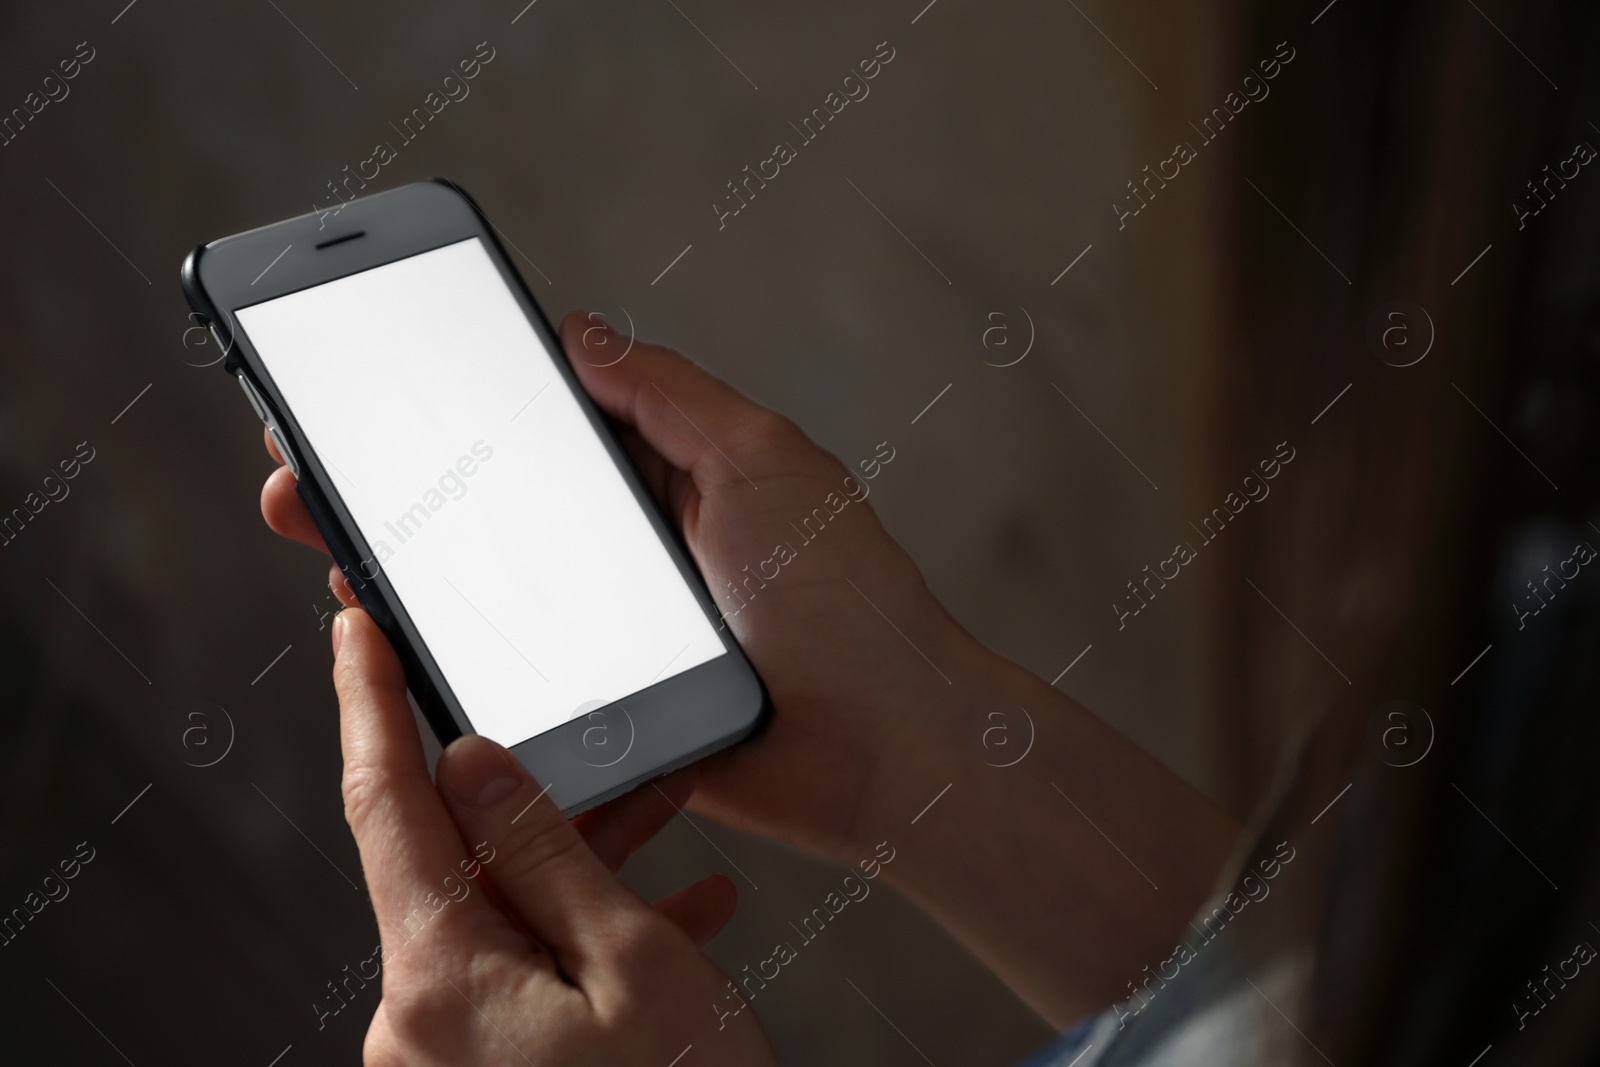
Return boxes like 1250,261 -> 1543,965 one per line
237,374 -> 269,423
267,425 -> 300,479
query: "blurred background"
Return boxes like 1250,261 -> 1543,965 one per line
0,1 -> 1224,1061
3,0 -> 1592,1064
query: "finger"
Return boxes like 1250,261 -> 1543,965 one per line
652,874 -> 738,948
572,768 -> 695,874
333,609 -> 496,945
435,734 -> 662,981
263,425 -> 284,465
613,420 -> 701,536
613,421 -> 673,507
261,466 -> 330,555
560,311 -> 795,494
327,562 -> 360,610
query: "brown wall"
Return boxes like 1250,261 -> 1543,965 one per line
0,1 -> 1238,1062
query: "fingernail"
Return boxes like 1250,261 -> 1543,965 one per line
443,736 -> 522,809
331,610 -> 347,656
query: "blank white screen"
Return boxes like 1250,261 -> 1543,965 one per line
235,238 -> 724,748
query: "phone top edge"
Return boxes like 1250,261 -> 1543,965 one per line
200,179 -> 475,252
187,181 -> 485,324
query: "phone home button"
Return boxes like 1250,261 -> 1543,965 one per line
565,702 -> 635,769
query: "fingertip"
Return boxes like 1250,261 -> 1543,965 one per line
328,562 -> 359,609
261,465 -> 332,555
558,309 -> 590,340
705,871 -> 738,913
260,464 -> 294,530
334,603 -> 372,646
437,733 -> 526,811
702,872 -> 741,941
263,424 -> 283,464
331,607 -> 404,697
558,310 -> 595,358
561,309 -> 631,382
655,872 -> 740,948
331,605 -> 362,674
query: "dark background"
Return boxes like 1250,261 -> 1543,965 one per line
0,0 -> 1288,1062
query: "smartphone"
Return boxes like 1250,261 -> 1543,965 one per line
182,180 -> 768,814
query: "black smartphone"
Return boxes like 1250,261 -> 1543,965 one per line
182,180 -> 768,814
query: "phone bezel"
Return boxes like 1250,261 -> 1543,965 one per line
182,180 -> 768,815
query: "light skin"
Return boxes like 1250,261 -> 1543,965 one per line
260,312 -> 1241,1060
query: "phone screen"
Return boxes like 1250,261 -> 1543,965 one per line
234,237 -> 726,748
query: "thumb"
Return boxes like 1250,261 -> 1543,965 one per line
558,311 -> 787,491
331,608 -> 486,939
332,607 -> 427,781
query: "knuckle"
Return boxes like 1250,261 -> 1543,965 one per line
636,343 -> 695,381
730,408 -> 807,460
379,981 -> 459,1047
340,757 -> 402,837
610,912 -> 685,977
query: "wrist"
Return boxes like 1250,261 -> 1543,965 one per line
843,624 -> 1242,1026
838,619 -> 1012,860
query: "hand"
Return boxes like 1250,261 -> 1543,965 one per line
263,311 -> 979,863
329,606 -> 777,1066
262,314 -> 1239,1028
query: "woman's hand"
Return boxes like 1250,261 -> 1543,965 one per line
263,311 -> 978,864
330,605 -> 777,1066
262,314 -> 1240,1028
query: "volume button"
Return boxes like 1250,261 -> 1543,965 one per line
267,424 -> 300,479
238,374 -> 269,424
